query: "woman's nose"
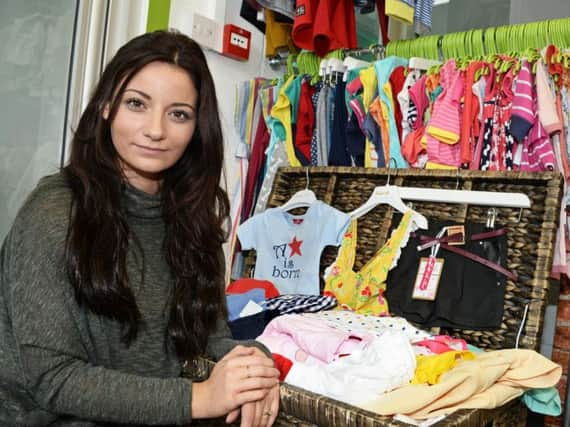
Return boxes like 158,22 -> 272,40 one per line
143,110 -> 165,141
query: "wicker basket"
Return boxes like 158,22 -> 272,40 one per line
191,166 -> 563,426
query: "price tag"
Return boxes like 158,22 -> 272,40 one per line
412,256 -> 444,300
445,225 -> 465,246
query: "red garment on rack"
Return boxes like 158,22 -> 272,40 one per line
292,0 -> 357,56
241,109 -> 270,222
295,79 -> 316,164
459,61 -> 485,166
389,66 -> 406,143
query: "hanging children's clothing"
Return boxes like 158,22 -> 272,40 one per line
386,217 -> 510,330
292,0 -> 357,57
323,211 -> 420,316
425,59 -> 464,168
238,201 -> 351,295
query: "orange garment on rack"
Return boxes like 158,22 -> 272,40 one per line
401,125 -> 426,165
369,97 -> 391,164
459,61 -> 485,166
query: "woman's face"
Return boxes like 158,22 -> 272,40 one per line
105,61 -> 198,194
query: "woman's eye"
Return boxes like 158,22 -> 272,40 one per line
170,110 -> 191,122
125,98 -> 145,110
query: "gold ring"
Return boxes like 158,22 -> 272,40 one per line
263,411 -> 272,416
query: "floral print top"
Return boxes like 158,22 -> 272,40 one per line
323,211 -> 416,316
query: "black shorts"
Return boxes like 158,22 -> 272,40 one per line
386,217 -> 508,330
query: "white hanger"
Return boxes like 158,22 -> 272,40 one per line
409,57 -> 442,71
349,159 -> 428,228
349,185 -> 428,229
397,186 -> 531,208
279,168 -> 317,211
392,169 -> 531,208
319,58 -> 330,79
326,58 -> 346,85
343,56 -> 370,70
342,56 -> 369,81
325,58 -> 346,77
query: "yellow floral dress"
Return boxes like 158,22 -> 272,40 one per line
323,211 -> 415,316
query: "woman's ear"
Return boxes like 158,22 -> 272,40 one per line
102,103 -> 110,120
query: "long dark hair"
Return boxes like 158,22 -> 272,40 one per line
64,30 -> 229,360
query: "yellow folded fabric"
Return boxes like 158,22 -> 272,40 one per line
265,9 -> 297,57
426,124 -> 461,145
385,0 -> 414,25
425,161 -> 457,170
412,351 -> 475,385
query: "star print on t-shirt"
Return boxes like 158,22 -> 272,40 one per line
289,236 -> 303,257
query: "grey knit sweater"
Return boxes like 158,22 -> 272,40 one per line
0,172 -> 260,426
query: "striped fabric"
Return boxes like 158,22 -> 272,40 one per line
425,60 -> 464,166
413,0 -> 433,35
520,120 -> 556,172
262,294 -> 337,315
397,69 -> 422,141
510,59 -> 534,142
407,101 -> 418,128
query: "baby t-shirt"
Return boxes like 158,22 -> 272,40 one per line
238,201 -> 350,295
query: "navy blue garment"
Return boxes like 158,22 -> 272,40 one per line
345,111 -> 365,166
363,113 -> 385,167
228,309 -> 281,340
328,80 -> 351,166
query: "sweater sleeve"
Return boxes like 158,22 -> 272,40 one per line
4,196 -> 193,425
205,315 -> 272,361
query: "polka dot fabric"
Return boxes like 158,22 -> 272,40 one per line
301,310 -> 431,343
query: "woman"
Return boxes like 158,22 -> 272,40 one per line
0,30 -> 279,426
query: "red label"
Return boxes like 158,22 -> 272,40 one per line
419,256 -> 436,290
292,218 -> 304,225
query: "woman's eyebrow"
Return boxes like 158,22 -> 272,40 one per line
124,88 -> 195,111
124,88 -> 151,99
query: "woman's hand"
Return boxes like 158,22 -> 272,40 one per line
226,381 -> 279,427
225,346 -> 280,426
191,345 -> 279,419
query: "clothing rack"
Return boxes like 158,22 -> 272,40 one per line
267,54 -> 290,68
386,17 -> 570,60
266,44 -> 386,68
